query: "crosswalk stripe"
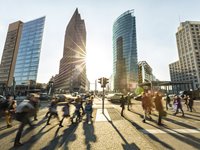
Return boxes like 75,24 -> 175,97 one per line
140,129 -> 200,134
95,109 -> 111,122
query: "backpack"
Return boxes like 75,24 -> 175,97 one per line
0,99 -> 9,110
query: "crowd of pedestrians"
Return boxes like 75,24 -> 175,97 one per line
0,93 -> 94,147
119,90 -> 195,126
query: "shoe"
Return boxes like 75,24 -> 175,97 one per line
34,118 -> 38,121
14,142 -> 23,147
46,123 -> 50,125
7,124 -> 12,128
142,119 -> 146,123
59,125 -> 63,127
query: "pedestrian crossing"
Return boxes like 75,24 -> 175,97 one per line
140,128 -> 200,134
95,109 -> 111,122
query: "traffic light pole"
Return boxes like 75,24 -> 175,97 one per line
102,87 -> 105,114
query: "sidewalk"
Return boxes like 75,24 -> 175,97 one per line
59,108 -> 156,150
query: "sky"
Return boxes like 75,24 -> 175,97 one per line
1,0 -> 200,90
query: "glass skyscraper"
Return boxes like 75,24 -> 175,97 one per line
14,17 -> 45,85
54,9 -> 87,92
113,10 -> 138,92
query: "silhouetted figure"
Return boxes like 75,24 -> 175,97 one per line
120,95 -> 125,117
127,93 -> 132,111
188,96 -> 194,112
183,95 -> 189,111
166,95 -> 171,110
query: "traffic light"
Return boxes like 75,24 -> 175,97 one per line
103,78 -> 109,87
98,78 -> 103,84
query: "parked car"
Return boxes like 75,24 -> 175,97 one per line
56,94 -> 76,102
39,93 -> 49,100
107,93 -> 123,102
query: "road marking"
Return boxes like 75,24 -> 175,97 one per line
140,129 -> 200,134
95,109 -> 111,122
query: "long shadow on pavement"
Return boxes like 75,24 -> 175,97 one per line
0,127 -> 18,140
41,123 -> 78,150
9,124 -> 57,150
83,121 -> 97,150
104,114 -> 140,150
145,122 -> 200,149
123,116 -> 174,150
152,114 -> 199,130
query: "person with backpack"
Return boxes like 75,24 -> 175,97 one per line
46,97 -> 60,125
14,97 -> 36,147
85,99 -> 93,124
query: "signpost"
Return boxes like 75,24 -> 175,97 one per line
98,77 -> 109,114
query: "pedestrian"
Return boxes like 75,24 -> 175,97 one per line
141,92 -> 152,123
154,92 -> 165,126
71,98 -> 82,123
173,95 -> 184,116
166,94 -> 171,110
188,95 -> 194,112
14,99 -> 35,147
85,99 -> 93,124
59,102 -> 70,127
46,97 -> 60,125
5,95 -> 17,128
183,95 -> 189,111
120,95 -> 125,117
127,93 -> 132,111
29,93 -> 40,121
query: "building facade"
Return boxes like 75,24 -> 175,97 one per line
113,10 -> 138,93
54,9 -> 87,93
138,61 -> 154,84
0,21 -> 23,87
169,21 -> 200,90
14,17 -> 45,86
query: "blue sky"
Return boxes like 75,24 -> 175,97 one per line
1,0 -> 200,89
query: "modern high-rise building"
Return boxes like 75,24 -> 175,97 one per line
169,21 -> 200,90
113,10 -> 138,93
14,17 -> 45,85
0,21 -> 23,87
0,17 -> 45,88
54,9 -> 87,92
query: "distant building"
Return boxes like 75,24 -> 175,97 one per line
54,9 -> 87,93
113,10 -> 138,93
0,17 -> 45,95
0,21 -> 23,87
169,21 -> 200,90
138,61 -> 154,83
